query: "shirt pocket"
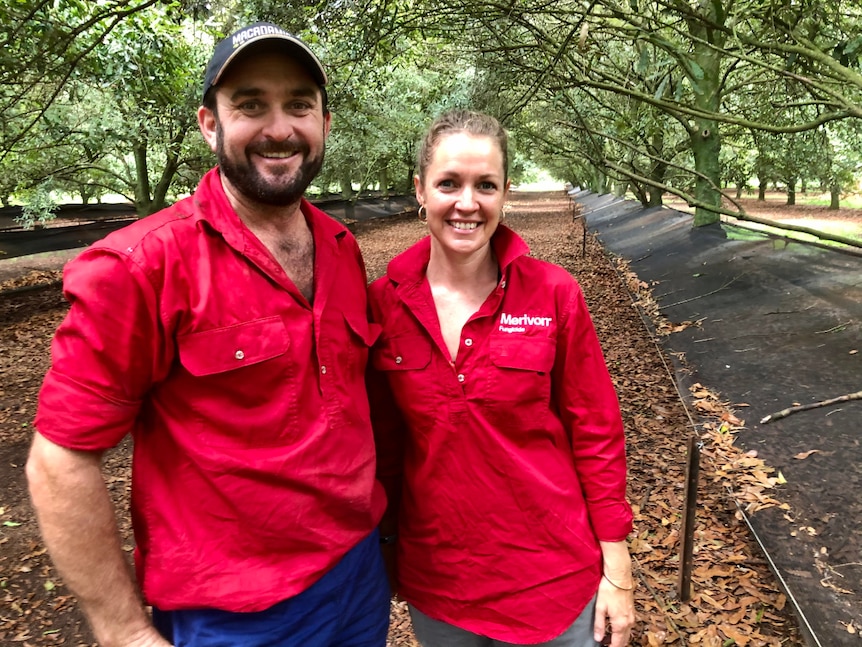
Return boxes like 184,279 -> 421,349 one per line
336,309 -> 381,382
484,335 -> 556,431
174,317 -> 293,449
373,334 -> 432,372
344,311 -> 381,348
178,316 -> 289,376
372,334 -> 435,432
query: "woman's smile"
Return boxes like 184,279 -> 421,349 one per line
449,221 -> 480,231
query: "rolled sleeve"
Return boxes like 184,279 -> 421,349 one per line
554,286 -> 633,541
35,249 -> 164,451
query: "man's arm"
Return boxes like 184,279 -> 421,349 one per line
26,432 -> 170,647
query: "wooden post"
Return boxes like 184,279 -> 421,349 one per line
570,201 -> 587,258
678,433 -> 701,602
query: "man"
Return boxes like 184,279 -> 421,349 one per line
26,23 -> 390,647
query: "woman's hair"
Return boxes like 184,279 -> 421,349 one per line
416,110 -> 508,184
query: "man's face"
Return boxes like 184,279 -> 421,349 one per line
198,51 -> 331,207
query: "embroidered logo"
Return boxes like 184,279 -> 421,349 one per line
499,312 -> 553,333
232,24 -> 289,49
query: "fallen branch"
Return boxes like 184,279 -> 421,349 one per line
662,274 -> 745,309
760,390 -> 862,424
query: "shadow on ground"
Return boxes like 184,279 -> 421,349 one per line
577,191 -> 862,646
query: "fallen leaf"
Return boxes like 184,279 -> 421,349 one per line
720,411 -> 745,426
794,450 -> 821,460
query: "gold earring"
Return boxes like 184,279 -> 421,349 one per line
418,205 -> 427,222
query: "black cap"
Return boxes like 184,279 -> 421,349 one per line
202,22 -> 327,101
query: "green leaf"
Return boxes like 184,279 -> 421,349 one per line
2,521 -> 21,527
842,36 -> 862,56
636,47 -> 651,75
654,75 -> 669,100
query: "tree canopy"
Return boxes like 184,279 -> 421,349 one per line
2,0 -> 861,225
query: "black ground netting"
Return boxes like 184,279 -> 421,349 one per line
0,196 -> 419,259
579,191 -> 862,647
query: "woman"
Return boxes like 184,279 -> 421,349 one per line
369,110 -> 635,647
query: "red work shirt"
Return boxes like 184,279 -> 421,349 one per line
35,168 -> 386,612
368,226 -> 633,643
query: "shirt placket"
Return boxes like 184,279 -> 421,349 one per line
450,276 -> 507,401
313,235 -> 339,402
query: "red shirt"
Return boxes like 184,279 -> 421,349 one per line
368,226 -> 633,643
35,168 -> 386,612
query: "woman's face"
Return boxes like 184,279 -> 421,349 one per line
416,132 -> 509,259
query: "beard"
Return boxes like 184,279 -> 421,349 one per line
215,120 -> 325,207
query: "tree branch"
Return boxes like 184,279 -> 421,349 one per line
760,391 -> 862,424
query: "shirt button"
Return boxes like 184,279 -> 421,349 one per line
234,350 -> 245,360
500,280 -> 507,288
395,356 -> 403,364
457,373 -> 465,383
464,338 -> 473,347
321,365 -> 327,374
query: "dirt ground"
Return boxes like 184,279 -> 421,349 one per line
2,191 -> 860,646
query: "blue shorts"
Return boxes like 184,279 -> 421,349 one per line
152,530 -> 390,647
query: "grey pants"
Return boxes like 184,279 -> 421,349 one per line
408,595 -> 600,647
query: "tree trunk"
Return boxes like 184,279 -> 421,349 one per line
152,153 -> 181,215
758,181 -> 766,201
379,168 -> 389,198
786,178 -> 796,206
646,134 -> 667,207
404,145 -> 415,193
691,122 -> 722,226
596,169 -> 609,194
830,184 -> 840,210
646,164 -> 666,207
646,188 -> 663,208
133,142 -> 152,217
687,13 -> 724,227
153,128 -> 190,215
340,168 -> 354,199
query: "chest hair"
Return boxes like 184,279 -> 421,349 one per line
266,232 -> 315,302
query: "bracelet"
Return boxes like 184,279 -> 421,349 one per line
602,573 -> 634,591
379,534 -> 397,545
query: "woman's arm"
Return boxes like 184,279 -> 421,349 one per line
593,540 -> 635,647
